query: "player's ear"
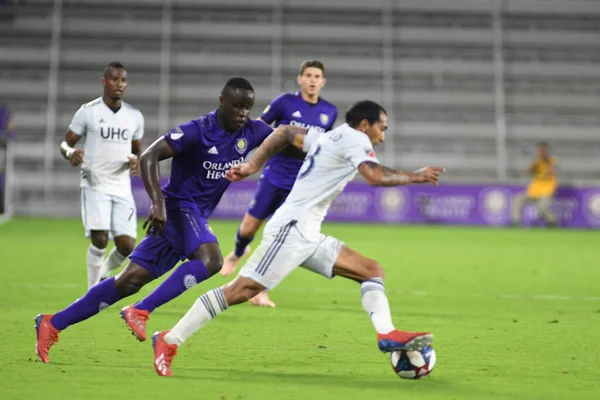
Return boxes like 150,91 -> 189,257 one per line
297,74 -> 303,86
218,94 -> 225,106
321,76 -> 327,87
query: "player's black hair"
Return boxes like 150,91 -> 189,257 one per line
299,60 -> 325,75
345,100 -> 387,128
221,77 -> 254,95
103,61 -> 126,77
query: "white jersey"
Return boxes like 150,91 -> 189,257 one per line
69,97 -> 144,199
268,123 -> 379,240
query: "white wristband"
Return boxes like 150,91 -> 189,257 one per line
60,141 -> 75,158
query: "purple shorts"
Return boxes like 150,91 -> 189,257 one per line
247,176 -> 290,220
130,203 -> 217,279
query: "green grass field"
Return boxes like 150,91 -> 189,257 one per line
1,218 -> 599,400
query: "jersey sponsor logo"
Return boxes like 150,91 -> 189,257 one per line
319,113 -> 329,125
100,126 -> 130,141
169,126 -> 184,140
235,138 -> 248,155
289,120 -> 326,133
208,146 -> 219,155
202,157 -> 244,179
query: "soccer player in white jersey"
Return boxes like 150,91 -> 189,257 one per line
60,61 -> 144,290
150,100 -> 445,377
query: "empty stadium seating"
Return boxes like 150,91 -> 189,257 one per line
1,0 -> 598,215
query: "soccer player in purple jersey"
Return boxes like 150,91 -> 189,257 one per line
221,60 -> 338,308
33,77 -> 273,363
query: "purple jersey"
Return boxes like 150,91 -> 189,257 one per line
260,92 -> 337,190
162,110 -> 273,217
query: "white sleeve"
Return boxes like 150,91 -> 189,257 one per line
68,105 -> 89,136
302,128 -> 321,152
133,111 -> 145,140
344,133 -> 380,168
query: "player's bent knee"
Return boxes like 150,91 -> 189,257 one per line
205,257 -> 224,276
90,231 -> 109,249
239,214 -> 262,237
114,263 -> 153,297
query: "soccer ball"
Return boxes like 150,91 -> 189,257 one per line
390,345 -> 436,379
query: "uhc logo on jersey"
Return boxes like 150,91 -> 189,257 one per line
100,127 -> 129,141
235,138 -> 247,155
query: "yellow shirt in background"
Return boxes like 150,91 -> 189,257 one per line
526,157 -> 557,198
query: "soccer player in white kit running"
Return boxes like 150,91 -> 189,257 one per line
151,100 -> 445,376
60,61 -> 144,290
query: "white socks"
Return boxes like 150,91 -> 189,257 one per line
86,244 -> 106,289
361,278 -> 395,334
99,247 -> 127,280
164,288 -> 229,346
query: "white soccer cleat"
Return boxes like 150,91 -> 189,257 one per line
220,246 -> 251,276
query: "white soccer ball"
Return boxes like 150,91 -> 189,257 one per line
390,345 -> 436,379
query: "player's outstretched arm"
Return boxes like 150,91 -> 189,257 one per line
140,137 -> 174,235
226,125 -> 308,181
359,162 -> 445,187
60,130 -> 84,167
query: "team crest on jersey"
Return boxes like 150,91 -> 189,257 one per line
319,113 -> 329,126
169,126 -> 184,140
235,138 -> 248,154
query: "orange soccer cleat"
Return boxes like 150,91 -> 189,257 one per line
34,314 -> 60,363
120,305 -> 150,341
152,331 -> 178,377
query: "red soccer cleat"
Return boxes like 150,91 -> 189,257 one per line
377,330 -> 433,352
153,331 -> 178,377
120,305 -> 150,341
34,314 -> 60,363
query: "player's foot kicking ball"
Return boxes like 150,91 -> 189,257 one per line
220,246 -> 251,276
153,331 -> 178,377
121,305 -> 150,341
249,290 -> 276,308
377,330 -> 433,352
34,314 -> 60,363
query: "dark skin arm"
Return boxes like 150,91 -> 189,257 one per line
61,130 -> 85,166
129,139 -> 143,175
226,125 -> 308,180
358,162 -> 444,186
140,136 -> 174,236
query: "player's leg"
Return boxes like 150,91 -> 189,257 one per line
221,177 -> 283,276
131,242 -> 221,316
123,216 -> 221,340
153,221 -> 310,376
248,184 -> 290,307
301,238 -> 433,352
510,192 -> 530,225
34,235 -> 178,362
81,187 -> 111,289
536,196 -> 557,226
99,195 -> 138,280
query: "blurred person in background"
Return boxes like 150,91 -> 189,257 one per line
511,142 -> 558,227
0,104 -> 15,214
59,61 -> 144,289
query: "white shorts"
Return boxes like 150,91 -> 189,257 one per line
80,187 -> 137,239
239,220 -> 345,289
